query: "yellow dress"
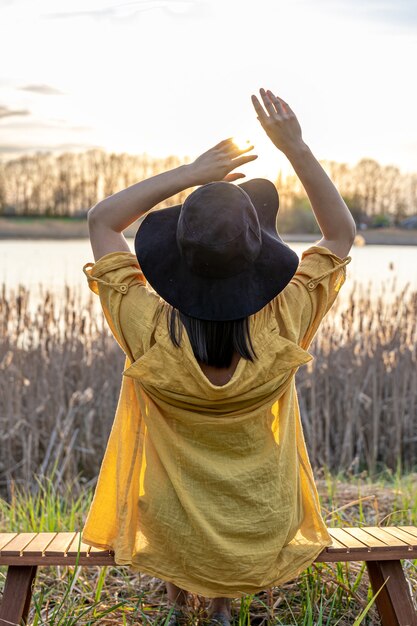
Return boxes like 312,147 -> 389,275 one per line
82,244 -> 351,598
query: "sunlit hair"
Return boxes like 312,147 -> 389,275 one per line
166,307 -> 257,368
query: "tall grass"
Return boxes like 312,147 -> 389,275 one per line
0,279 -> 416,498
298,279 -> 417,476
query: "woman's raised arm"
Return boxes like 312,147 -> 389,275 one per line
251,88 -> 356,259
87,138 -> 257,261
88,138 -> 257,233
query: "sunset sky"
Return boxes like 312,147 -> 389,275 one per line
1,0 -> 416,180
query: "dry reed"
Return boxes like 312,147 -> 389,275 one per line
0,279 -> 416,499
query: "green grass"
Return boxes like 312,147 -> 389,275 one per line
2,468 -> 417,624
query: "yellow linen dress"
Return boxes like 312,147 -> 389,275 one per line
81,244 -> 351,598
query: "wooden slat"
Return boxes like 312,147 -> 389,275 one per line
88,545 -> 114,554
396,526 -> 417,541
321,526 -> 417,560
0,532 -> 115,564
378,526 -> 417,548
66,532 -> 93,557
1,533 -> 39,556
0,526 -> 414,565
343,527 -> 392,549
360,526 -> 413,548
0,553 -> 116,566
325,535 -> 350,551
44,532 -> 77,556
327,528 -> 371,551
0,533 -> 18,551
21,532 -> 58,556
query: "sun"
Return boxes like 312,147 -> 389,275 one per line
232,136 -> 252,151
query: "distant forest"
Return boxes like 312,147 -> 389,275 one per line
1,149 -> 416,232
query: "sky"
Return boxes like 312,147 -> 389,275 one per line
0,0 -> 416,180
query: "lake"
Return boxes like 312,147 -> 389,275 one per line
1,239 -> 416,313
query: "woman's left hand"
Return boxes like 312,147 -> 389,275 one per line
189,138 -> 258,185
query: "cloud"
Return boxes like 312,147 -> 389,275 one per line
42,0 -> 209,22
295,0 -> 417,29
19,84 -> 66,95
0,105 -> 30,119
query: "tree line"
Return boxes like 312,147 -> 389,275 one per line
0,150 -> 190,217
0,149 -> 416,227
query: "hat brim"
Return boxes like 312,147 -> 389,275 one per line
134,178 -> 299,321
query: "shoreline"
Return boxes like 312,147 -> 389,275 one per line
0,217 -> 417,245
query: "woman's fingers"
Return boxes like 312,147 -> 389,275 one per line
228,142 -> 255,158
223,172 -> 246,182
278,95 -> 292,112
252,88 -> 292,120
268,91 -> 295,116
266,90 -> 285,116
260,88 -> 278,117
212,137 -> 234,150
216,142 -> 256,164
213,138 -> 255,158
250,88 -> 302,154
231,153 -> 258,168
251,94 -> 268,125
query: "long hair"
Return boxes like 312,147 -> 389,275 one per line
167,307 -> 257,368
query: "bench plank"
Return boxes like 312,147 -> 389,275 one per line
0,533 -> 18,552
1,527 -> 417,625
66,532 -> 94,557
327,528 -> 371,551
88,545 -> 114,554
397,526 -> 417,542
0,553 -> 116,566
44,531 -> 77,556
20,532 -> 59,556
343,527 -> 392,549
378,527 -> 417,549
360,526 -> 414,548
1,533 -> 39,556
325,535 -> 350,552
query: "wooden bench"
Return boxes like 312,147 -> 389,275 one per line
1,526 -> 417,626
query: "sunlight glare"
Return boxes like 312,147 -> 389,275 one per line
232,136 -> 252,151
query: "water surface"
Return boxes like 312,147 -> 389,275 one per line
1,239 -> 416,312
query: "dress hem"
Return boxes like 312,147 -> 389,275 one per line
81,534 -> 332,598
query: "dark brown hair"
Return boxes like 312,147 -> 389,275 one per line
167,307 -> 257,368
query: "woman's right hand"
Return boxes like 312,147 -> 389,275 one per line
251,88 -> 305,155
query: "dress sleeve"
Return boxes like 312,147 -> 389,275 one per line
272,245 -> 352,351
83,251 -> 161,363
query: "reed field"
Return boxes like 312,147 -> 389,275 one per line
1,279 -> 417,624
0,278 -> 416,496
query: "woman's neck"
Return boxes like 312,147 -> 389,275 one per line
197,351 -> 241,386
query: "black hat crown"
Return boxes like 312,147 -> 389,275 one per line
135,178 -> 300,321
176,183 -> 262,279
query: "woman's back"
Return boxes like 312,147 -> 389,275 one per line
81,244 -> 351,597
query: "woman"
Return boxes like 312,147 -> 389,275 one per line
82,88 -> 355,625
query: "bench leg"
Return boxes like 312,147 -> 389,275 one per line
0,565 -> 37,625
366,560 -> 417,626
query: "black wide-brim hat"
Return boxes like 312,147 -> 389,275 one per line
134,178 -> 299,321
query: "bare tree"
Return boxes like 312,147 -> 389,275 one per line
0,150 -> 415,219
